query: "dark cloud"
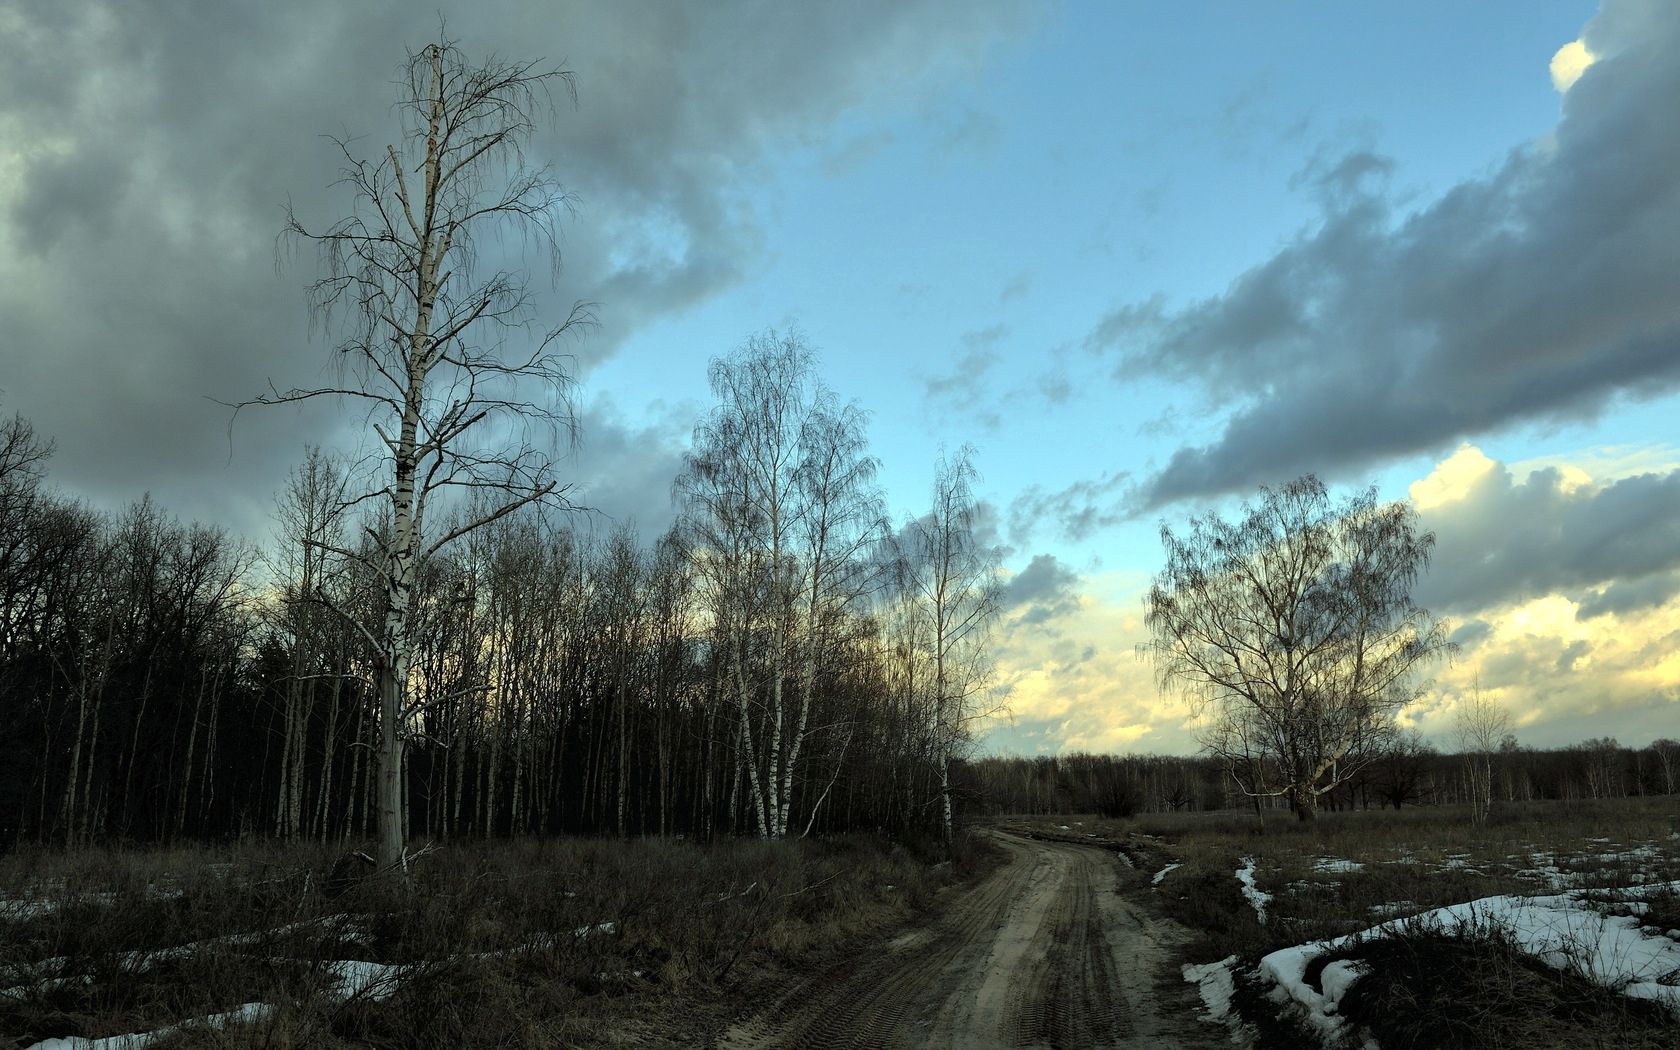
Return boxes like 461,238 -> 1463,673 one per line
1448,619 -> 1494,650
1555,639 -> 1591,673
1036,369 -> 1072,405
1003,553 -> 1081,625
1576,571 -> 1680,620
1414,458 -> 1680,614
1088,2 -> 1680,507
566,397 -> 694,542
0,0 -> 1031,538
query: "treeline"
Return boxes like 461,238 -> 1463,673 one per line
962,736 -> 1680,817
0,338 -> 999,848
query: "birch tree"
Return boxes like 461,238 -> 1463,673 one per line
901,447 -> 1002,841
1146,476 -> 1451,821
676,333 -> 883,838
247,34 -> 587,873
1454,677 -> 1509,824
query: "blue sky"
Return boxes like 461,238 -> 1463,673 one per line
3,0 -> 1676,755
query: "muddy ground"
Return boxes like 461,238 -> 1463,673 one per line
713,829 -> 1220,1049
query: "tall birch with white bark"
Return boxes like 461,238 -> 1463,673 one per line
676,333 -> 884,838
247,34 -> 587,874
901,447 -> 1003,841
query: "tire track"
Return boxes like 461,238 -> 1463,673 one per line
715,830 -> 1222,1050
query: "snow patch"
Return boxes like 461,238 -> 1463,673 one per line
1258,881 -> 1680,1040
1152,863 -> 1181,886
1312,857 -> 1364,875
1236,857 -> 1271,924
1182,954 -> 1238,1022
23,1001 -> 273,1049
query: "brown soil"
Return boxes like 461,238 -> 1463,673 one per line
713,830 -> 1222,1049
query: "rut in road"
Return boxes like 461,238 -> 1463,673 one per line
716,830 -> 1223,1050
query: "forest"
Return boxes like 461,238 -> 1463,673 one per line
0,349 -> 999,851
3,387 -> 1668,851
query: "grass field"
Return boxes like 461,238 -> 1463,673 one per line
0,834 -> 995,1049
1010,798 -> 1680,1048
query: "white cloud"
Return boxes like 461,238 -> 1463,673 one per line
1550,38 -> 1597,93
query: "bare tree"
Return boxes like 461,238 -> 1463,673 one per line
901,447 -> 1003,841
676,332 -> 884,838
1453,676 -> 1509,824
1650,738 -> 1679,796
1146,475 -> 1451,821
245,33 -> 588,873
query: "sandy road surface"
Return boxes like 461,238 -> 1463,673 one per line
716,830 -> 1221,1049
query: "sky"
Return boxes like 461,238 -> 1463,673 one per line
3,0 -> 1677,755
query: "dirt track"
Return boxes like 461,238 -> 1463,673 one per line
716,830 -> 1221,1049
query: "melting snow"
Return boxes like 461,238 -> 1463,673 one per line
23,1001 -> 274,1050
1258,881 -> 1680,1043
1152,863 -> 1181,886
1182,954 -> 1238,1023
1313,858 -> 1364,875
1236,857 -> 1271,924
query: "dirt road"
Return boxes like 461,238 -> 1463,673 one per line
716,830 -> 1221,1049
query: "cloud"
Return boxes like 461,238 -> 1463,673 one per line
978,446 -> 1680,757
1448,619 -> 1494,649
1001,553 -> 1082,625
1007,470 -> 1131,546
921,327 -> 1007,428
1090,1 -> 1680,507
566,396 -> 694,541
1576,571 -> 1680,620
1550,39 -> 1598,92
1411,445 -> 1680,614
0,0 -> 1034,536
1404,592 -> 1680,749
981,571 -> 1192,755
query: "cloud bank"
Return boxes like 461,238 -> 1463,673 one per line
1088,1 -> 1680,508
0,0 -> 1031,533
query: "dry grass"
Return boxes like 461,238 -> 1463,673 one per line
0,832 -> 993,1049
1015,798 -> 1680,1048
1319,921 -> 1678,1050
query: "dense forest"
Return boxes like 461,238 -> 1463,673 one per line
4,380 -> 1672,851
0,336 -> 1001,849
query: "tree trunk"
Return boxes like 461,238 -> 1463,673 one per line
377,656 -> 405,873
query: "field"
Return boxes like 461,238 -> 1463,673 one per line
0,834 -> 992,1050
1009,797 -> 1680,1048
5,801 -> 1679,1049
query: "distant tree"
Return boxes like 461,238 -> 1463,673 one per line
1573,737 -> 1624,799
1454,677 -> 1510,824
246,33 -> 588,874
1369,729 -> 1435,809
1651,738 -> 1679,796
1146,475 -> 1451,821
901,447 -> 1004,840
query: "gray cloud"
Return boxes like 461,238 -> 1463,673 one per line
1003,553 -> 1082,625
922,331 -> 1005,429
0,0 -> 1032,537
566,397 -> 695,542
1089,2 -> 1680,507
1576,571 -> 1680,620
1007,470 -> 1130,546
1415,462 -> 1680,614
1448,619 -> 1494,650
